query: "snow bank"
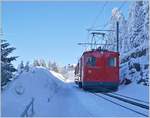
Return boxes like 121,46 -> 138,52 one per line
64,70 -> 75,83
50,70 -> 66,82
1,67 -> 64,117
118,82 -> 149,102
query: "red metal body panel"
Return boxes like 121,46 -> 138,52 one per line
84,51 -> 119,82
75,49 -> 119,90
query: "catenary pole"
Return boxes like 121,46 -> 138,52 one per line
116,21 -> 119,52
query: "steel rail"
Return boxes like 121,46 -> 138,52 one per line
93,93 -> 148,117
102,93 -> 149,110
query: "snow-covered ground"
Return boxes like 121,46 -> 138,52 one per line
1,67 -> 64,117
118,82 -> 149,102
1,67 -> 149,117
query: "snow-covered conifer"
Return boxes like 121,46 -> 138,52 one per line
33,59 -> 40,67
24,61 -> 30,72
48,60 -> 52,70
51,62 -> 59,72
39,59 -> 46,67
17,61 -> 24,74
1,40 -> 18,87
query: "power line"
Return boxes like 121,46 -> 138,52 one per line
84,1 -> 127,50
90,1 -> 108,30
85,2 -> 108,50
91,1 -> 127,30
102,1 -> 127,29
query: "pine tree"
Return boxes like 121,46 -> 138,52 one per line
33,59 -> 40,67
48,60 -> 52,70
51,62 -> 59,72
39,59 -> 46,67
107,8 -> 122,51
143,1 -> 149,48
128,1 -> 145,48
17,61 -> 24,74
1,40 -> 18,87
24,61 -> 30,72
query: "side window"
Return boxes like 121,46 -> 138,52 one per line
108,57 -> 117,67
86,56 -> 96,66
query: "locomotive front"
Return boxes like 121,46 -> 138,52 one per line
75,49 -> 120,92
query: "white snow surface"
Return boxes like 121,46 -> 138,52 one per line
1,67 -> 64,117
1,67 -> 149,117
118,82 -> 149,102
64,70 -> 75,83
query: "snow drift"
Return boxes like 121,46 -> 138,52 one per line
1,67 -> 64,117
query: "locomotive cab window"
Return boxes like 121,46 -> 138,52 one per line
108,57 -> 117,67
86,56 -> 96,66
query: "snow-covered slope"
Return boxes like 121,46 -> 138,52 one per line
64,70 -> 75,83
59,64 -> 75,83
1,67 -> 64,117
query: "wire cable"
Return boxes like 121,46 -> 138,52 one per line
91,1 -> 127,30
90,1 -> 108,30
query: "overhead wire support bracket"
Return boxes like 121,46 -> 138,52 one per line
90,32 -> 105,36
77,43 -> 115,46
87,29 -> 115,32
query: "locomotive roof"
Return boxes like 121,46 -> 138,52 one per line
76,49 -> 119,64
82,49 -> 119,55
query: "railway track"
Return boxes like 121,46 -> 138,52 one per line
108,92 -> 149,104
74,82 -> 149,116
90,92 -> 149,117
102,93 -> 149,109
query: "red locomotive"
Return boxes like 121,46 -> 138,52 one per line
74,47 -> 119,91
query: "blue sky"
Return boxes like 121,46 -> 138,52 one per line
2,1 -> 131,67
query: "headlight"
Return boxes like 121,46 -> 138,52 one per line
88,69 -> 92,74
